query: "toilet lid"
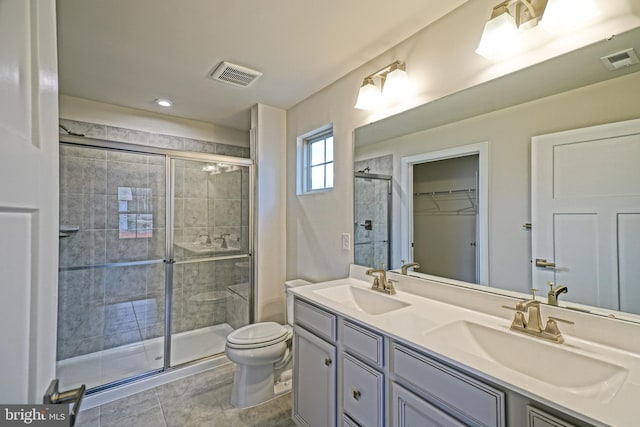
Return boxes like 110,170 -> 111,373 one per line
227,322 -> 288,347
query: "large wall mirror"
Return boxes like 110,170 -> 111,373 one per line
353,26 -> 640,321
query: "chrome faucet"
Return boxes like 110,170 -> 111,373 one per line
214,233 -> 230,248
400,262 -> 420,275
547,281 -> 568,306
366,269 -> 396,295
505,298 -> 573,344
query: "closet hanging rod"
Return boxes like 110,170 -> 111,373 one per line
414,188 -> 476,197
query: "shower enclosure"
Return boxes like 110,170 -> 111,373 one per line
353,172 -> 391,269
57,138 -> 252,391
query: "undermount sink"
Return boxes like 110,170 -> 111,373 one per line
313,284 -> 410,315
424,321 -> 628,400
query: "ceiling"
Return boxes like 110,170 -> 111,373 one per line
56,0 -> 470,131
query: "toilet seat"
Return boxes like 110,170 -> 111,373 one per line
226,322 -> 289,349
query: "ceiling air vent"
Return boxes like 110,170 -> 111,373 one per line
209,61 -> 262,87
600,48 -> 639,71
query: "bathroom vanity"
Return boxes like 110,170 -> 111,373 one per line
290,265 -> 640,427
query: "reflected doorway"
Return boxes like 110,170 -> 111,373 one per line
400,142 -> 488,285
413,156 -> 478,283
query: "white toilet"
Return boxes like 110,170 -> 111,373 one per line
225,279 -> 311,408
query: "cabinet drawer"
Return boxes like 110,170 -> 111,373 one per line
343,354 -> 383,427
392,343 -> 505,427
343,320 -> 383,368
527,406 -> 576,427
294,298 -> 337,342
392,382 -> 466,427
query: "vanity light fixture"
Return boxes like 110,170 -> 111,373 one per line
354,61 -> 409,110
155,98 -> 173,108
539,0 -> 599,34
354,77 -> 382,110
476,0 -> 600,59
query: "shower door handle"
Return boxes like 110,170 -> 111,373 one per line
43,379 -> 85,427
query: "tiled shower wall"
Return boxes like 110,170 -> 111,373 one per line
353,155 -> 392,269
57,119 -> 250,360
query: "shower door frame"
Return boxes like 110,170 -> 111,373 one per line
58,134 -> 255,390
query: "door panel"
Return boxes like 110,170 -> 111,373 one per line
57,145 -> 167,390
170,158 -> 251,366
532,119 -> 640,312
553,214 -> 601,306
0,0 -> 59,403
618,214 -> 640,314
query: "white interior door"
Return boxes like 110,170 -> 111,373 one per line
0,0 -> 59,402
532,118 -> 640,312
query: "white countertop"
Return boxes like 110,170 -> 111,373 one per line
289,269 -> 640,426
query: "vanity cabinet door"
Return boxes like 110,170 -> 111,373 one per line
342,354 -> 383,427
392,382 -> 466,427
293,325 -> 337,427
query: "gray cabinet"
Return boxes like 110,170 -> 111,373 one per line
293,325 -> 336,427
293,298 -> 338,427
292,295 -> 582,427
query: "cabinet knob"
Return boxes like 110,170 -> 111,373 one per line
352,390 -> 361,400
324,357 -> 332,366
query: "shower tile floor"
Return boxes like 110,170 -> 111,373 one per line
75,363 -> 296,427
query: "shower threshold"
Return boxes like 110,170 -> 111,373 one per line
57,323 -> 233,391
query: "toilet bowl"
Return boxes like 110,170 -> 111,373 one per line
225,279 -> 311,408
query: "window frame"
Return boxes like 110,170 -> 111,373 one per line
298,125 -> 334,194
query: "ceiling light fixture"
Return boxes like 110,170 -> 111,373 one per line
354,61 -> 410,110
476,0 -> 599,60
155,98 -> 173,108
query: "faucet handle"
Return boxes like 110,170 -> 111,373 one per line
530,288 -> 539,299
547,316 -> 574,325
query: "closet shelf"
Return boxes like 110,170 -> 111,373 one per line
414,188 -> 477,215
413,188 -> 476,198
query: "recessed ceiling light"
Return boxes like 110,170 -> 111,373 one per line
155,98 -> 173,107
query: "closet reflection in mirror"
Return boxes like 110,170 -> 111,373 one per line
352,28 -> 640,320
412,156 -> 478,284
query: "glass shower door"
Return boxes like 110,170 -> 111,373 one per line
354,173 -> 391,269
57,145 -> 167,390
169,158 -> 251,366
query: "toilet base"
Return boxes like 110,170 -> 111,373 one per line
230,365 -> 292,409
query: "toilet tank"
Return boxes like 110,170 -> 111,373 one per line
284,279 -> 312,325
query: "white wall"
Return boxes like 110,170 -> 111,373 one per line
253,104 -> 287,322
286,0 -> 640,284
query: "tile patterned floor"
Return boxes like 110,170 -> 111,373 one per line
75,364 -> 296,427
